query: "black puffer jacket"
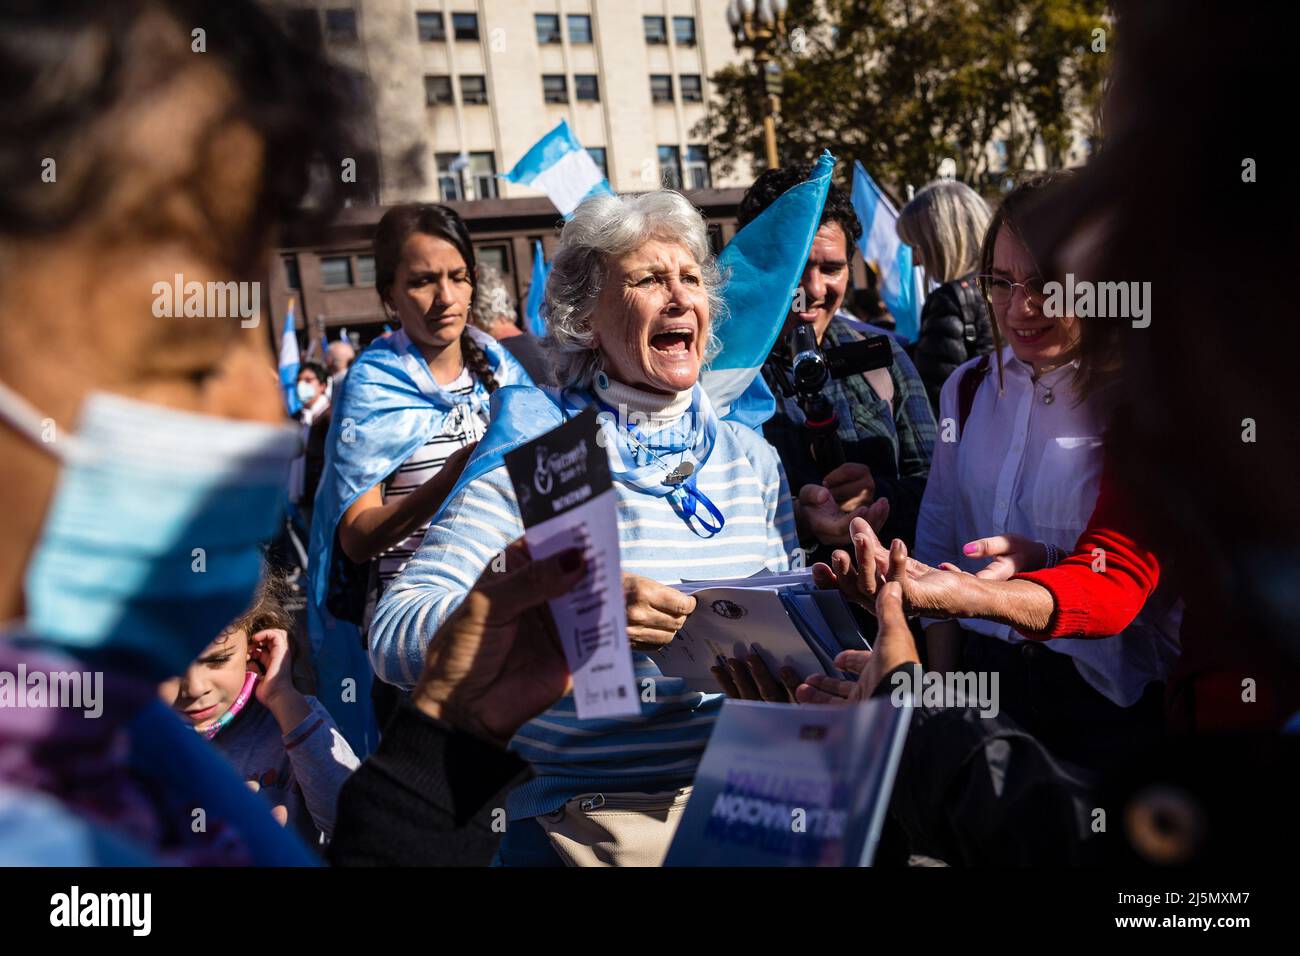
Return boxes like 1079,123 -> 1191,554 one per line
913,274 -> 995,414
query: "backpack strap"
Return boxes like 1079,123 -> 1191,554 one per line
957,353 -> 991,438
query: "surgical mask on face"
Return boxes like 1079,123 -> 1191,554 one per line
296,380 -> 318,405
0,380 -> 300,681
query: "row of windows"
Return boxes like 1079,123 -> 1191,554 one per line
425,73 -> 703,107
429,144 -> 707,203
305,10 -> 700,54
534,13 -> 592,45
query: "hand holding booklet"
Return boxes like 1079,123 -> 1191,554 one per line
648,568 -> 871,694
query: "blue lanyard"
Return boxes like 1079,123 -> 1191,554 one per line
588,394 -> 726,538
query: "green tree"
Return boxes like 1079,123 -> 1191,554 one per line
698,0 -> 1108,199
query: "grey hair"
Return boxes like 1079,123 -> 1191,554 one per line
897,180 -> 992,285
541,190 -> 725,390
470,263 -> 517,331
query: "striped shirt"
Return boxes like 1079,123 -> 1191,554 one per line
375,369 -> 486,589
369,413 -> 798,820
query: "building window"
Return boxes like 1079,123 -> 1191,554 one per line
575,74 -> 599,102
416,11 -> 445,42
460,75 -> 488,105
680,74 -> 703,102
468,152 -> 497,200
424,75 -> 454,106
685,145 -> 711,190
283,257 -> 301,290
643,16 -> 667,45
673,16 -> 697,47
586,147 -> 608,179
567,14 -> 593,44
452,12 -> 478,41
436,153 -> 465,202
658,145 -> 682,190
535,14 -> 561,45
321,256 -> 353,288
324,9 -> 357,42
355,255 -> 376,288
542,75 -> 568,104
650,74 -> 673,104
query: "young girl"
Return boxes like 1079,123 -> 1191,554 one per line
161,577 -> 359,850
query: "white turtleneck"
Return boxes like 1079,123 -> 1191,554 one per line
594,376 -> 692,434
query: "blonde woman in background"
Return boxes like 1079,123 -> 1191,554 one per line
897,181 -> 996,413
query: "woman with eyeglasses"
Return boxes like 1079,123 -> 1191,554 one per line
905,174 -> 1182,774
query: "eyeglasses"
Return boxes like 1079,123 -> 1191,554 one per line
976,273 -> 1046,305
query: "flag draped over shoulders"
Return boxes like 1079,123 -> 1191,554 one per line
306,325 -> 531,755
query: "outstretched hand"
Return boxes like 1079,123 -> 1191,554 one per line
811,516 -> 984,620
796,580 -> 920,704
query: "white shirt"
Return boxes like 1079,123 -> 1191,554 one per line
915,346 -> 1181,706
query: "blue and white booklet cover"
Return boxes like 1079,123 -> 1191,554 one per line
664,696 -> 912,867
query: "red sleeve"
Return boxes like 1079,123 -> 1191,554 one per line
1011,462 -> 1160,640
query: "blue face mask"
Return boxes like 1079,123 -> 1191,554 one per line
296,380 -> 318,405
0,381 -> 300,681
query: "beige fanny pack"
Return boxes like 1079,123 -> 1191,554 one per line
534,788 -> 693,867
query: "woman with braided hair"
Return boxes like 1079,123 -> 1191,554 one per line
307,204 -> 532,745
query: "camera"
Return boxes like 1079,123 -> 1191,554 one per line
785,322 -> 893,473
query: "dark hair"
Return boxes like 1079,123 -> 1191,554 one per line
1019,1 -> 1300,666
736,164 -> 863,259
222,572 -> 294,644
373,203 -> 499,392
298,361 -> 327,382
0,0 -> 363,272
976,171 -> 1118,401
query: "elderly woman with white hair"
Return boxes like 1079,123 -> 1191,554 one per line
368,190 -> 797,866
897,180 -> 996,413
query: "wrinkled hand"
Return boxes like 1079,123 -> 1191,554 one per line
794,483 -> 890,548
823,462 -> 876,511
711,645 -> 801,703
412,539 -> 587,747
796,580 -> 920,704
962,533 -> 1047,580
812,516 -> 983,620
623,573 -> 695,650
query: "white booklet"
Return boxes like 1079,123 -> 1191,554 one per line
503,407 -> 639,719
649,569 -> 869,694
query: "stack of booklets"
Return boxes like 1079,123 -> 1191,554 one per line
648,568 -> 871,694
653,569 -> 913,867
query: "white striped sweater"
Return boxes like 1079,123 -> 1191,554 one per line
368,418 -> 798,820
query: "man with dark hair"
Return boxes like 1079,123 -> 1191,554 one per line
739,164 -> 937,557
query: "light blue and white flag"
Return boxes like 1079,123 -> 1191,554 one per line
525,239 -> 551,337
701,150 -> 836,428
278,296 -> 302,416
502,119 -> 612,219
851,161 -> 920,341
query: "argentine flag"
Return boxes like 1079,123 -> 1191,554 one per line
701,150 -> 835,427
278,296 -> 302,416
502,119 -> 612,219
851,161 -> 921,341
525,239 -> 551,337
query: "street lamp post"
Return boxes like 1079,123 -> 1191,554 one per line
726,0 -> 789,171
